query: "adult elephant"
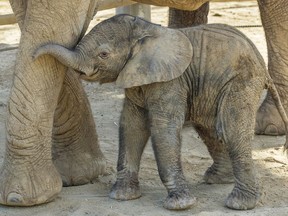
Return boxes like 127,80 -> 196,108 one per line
134,0 -> 288,135
0,0 -> 106,206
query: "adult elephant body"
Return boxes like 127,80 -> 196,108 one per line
135,0 -> 288,135
0,0 -> 106,206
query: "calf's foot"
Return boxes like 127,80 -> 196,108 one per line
225,185 -> 259,210
163,189 -> 196,210
109,171 -> 141,200
204,165 -> 234,184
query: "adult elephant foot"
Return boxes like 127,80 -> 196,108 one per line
53,146 -> 106,186
52,70 -> 106,186
255,93 -> 285,135
0,157 -> 62,206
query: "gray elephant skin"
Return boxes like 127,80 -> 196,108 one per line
134,0 -> 288,137
0,0 -> 107,207
2,0 -> 287,208
34,14 -> 288,211
34,15 -> 287,209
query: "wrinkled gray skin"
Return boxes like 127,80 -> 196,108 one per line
0,0 -> 106,207
135,0 -> 288,136
34,15 -> 288,210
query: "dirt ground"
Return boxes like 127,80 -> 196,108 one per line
1,1 -> 288,216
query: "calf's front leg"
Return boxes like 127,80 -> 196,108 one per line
148,98 -> 196,210
110,98 -> 150,200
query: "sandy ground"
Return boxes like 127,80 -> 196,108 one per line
1,1 -> 288,215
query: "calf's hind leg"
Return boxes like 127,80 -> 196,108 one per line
219,80 -> 262,210
194,126 -> 234,184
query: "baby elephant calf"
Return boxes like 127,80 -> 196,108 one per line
34,14 -> 288,210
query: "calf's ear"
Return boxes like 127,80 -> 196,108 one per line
116,28 -> 193,88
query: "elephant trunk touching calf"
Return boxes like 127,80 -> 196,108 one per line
34,15 -> 288,210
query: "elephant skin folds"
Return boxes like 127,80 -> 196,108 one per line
0,1 -> 288,215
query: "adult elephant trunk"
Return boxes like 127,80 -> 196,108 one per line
34,45 -> 94,76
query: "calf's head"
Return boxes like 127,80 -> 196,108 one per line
33,14 -> 193,88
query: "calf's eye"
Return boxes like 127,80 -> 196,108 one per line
99,51 -> 109,59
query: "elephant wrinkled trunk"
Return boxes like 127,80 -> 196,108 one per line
32,44 -> 94,76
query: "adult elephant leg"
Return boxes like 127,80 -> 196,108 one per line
168,2 -> 209,28
8,0 -> 26,29
255,0 -> 288,135
0,0 -> 98,206
52,69 -> 106,186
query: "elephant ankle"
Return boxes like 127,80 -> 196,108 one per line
204,165 -> 234,184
